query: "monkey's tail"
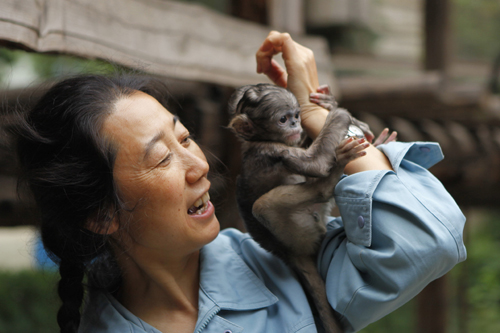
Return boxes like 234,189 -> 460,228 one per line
292,256 -> 344,333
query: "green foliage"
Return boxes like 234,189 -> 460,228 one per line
453,0 -> 500,60
29,52 -> 117,80
0,47 -> 128,86
465,210 -> 500,332
359,299 -> 416,333
0,270 -> 59,333
0,49 -> 17,65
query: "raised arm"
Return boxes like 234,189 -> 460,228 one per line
255,31 -> 393,174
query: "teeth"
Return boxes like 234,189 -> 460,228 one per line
202,192 -> 210,204
188,192 -> 210,215
194,198 -> 203,208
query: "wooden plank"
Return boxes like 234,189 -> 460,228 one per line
417,275 -> 448,333
424,0 -> 450,72
0,0 -> 336,89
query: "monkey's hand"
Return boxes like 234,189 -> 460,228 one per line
351,118 -> 375,143
336,137 -> 370,167
309,85 -> 338,111
309,85 -> 375,143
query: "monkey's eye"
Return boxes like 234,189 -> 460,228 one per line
279,116 -> 287,123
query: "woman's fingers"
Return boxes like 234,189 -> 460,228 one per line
373,128 -> 389,146
256,31 -> 291,87
256,31 -> 319,100
385,130 -> 398,143
373,128 -> 398,146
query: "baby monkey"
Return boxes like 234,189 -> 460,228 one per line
228,83 -> 371,333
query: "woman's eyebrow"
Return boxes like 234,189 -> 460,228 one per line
143,116 -> 179,161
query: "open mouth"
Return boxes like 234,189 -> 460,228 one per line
188,192 -> 210,215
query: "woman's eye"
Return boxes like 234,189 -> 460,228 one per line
160,153 -> 172,165
279,116 -> 287,123
181,135 -> 192,146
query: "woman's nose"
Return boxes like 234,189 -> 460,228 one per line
185,149 -> 209,184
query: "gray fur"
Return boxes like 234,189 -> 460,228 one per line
228,83 -> 367,333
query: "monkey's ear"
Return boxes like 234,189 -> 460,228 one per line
229,114 -> 255,140
228,85 -> 252,115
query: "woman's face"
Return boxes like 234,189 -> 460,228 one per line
102,91 -> 219,259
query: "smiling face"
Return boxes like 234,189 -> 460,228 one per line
102,91 -> 219,260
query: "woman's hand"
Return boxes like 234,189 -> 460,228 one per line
373,128 -> 398,146
256,31 -> 328,139
256,31 -> 317,101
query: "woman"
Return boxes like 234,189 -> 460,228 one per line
14,32 -> 466,333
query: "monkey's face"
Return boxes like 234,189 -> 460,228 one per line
271,108 -> 303,146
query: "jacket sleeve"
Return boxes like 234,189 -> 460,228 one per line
318,142 -> 466,332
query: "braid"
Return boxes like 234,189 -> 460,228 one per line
57,259 -> 85,333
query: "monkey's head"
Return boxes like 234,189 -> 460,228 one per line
228,83 -> 303,146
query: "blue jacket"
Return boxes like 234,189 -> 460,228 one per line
80,142 -> 466,333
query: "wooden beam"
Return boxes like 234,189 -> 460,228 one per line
0,0 -> 335,88
231,0 -> 268,25
424,0 -> 451,72
417,275 -> 448,333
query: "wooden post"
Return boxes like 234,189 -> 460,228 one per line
231,0 -> 268,25
457,209 -> 470,333
419,3 -> 452,328
424,0 -> 451,73
417,275 -> 448,333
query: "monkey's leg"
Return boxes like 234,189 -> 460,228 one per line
252,177 -> 345,333
252,131 -> 365,254
252,165 -> 344,257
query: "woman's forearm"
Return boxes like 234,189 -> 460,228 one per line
301,107 -> 393,174
344,145 -> 393,174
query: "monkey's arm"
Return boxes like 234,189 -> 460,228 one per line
282,108 -> 361,177
252,142 -> 331,178
316,142 -> 466,332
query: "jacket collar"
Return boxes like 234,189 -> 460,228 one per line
198,233 -> 278,311
81,232 -> 278,333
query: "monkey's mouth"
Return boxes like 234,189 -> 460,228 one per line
188,192 -> 210,215
287,130 -> 302,143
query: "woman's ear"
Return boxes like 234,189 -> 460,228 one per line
86,212 -> 119,235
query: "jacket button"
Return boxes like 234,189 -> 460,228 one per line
357,216 -> 365,228
420,146 -> 431,153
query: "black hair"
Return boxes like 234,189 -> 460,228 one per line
12,74 -> 171,333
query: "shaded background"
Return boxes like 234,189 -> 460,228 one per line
1,0 -> 500,332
